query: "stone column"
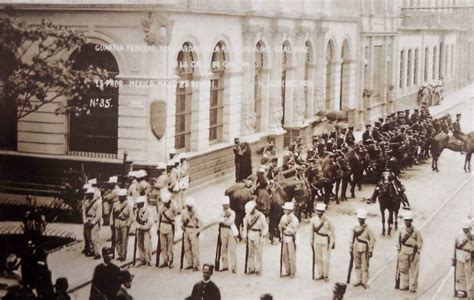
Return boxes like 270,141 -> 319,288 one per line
268,28 -> 286,132
241,27 -> 257,138
192,72 -> 212,151
292,31 -> 308,126
313,25 -> 328,115
330,60 -> 342,111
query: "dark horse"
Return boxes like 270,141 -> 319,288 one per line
371,173 -> 400,236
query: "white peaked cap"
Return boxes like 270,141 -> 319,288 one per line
403,211 -> 414,220
88,178 -> 97,185
82,183 -> 91,190
118,189 -> 127,197
357,209 -> 367,219
108,176 -> 118,183
315,203 -> 326,211
161,191 -> 171,203
128,171 -> 137,177
156,162 -> 166,170
85,187 -> 96,194
135,196 -> 146,204
245,201 -> 256,214
137,170 -> 147,178
282,202 -> 294,210
462,218 -> 472,229
185,197 -> 195,207
221,197 -> 230,206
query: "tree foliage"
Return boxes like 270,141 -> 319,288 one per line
0,13 -> 113,119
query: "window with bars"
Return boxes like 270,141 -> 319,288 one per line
407,49 -> 412,87
414,49 -> 418,85
175,77 -> 192,151
424,48 -> 429,82
399,50 -> 404,89
209,42 -> 226,143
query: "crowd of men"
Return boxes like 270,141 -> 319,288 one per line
75,103 -> 473,299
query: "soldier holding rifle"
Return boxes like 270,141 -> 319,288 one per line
278,202 -> 299,278
111,188 -> 133,261
453,219 -> 473,298
310,203 -> 335,282
348,209 -> 375,289
157,190 -> 178,268
396,211 -> 422,293
134,196 -> 154,267
215,196 -> 237,273
242,200 -> 268,276
82,187 -> 103,259
182,197 -> 202,271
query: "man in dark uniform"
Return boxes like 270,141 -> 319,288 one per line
362,124 -> 372,145
410,109 -> 419,124
372,122 -> 382,142
452,113 -> 465,154
344,126 -> 356,146
404,109 -> 411,124
233,138 -> 242,182
189,264 -> 221,300
90,247 -> 122,300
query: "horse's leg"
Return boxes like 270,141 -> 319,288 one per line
387,210 -> 393,237
349,173 -> 356,198
341,176 -> 349,201
380,206 -> 386,236
335,179 -> 341,204
394,208 -> 399,230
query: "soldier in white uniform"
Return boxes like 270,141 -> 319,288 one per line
127,171 -> 140,203
111,189 -> 133,261
243,201 -> 268,276
157,191 -> 178,268
135,196 -> 154,266
396,211 -> 423,293
82,187 -> 103,259
137,170 -> 151,197
278,202 -> 299,278
453,219 -> 473,298
178,153 -> 190,206
218,197 -> 237,273
310,203 -> 335,282
182,197 -> 202,271
350,209 -> 376,289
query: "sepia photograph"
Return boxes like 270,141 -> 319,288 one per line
0,0 -> 473,299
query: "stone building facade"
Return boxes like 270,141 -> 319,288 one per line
0,0 -> 472,187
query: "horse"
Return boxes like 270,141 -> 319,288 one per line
454,131 -> 474,172
345,145 -> 366,198
334,154 -> 352,202
224,181 -> 252,240
372,173 -> 400,236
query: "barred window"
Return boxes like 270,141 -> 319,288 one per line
175,42 -> 194,151
209,41 -> 225,143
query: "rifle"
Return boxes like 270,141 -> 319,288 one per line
155,221 -> 162,267
215,224 -> 222,271
346,234 -> 355,284
453,239 -> 457,297
133,228 -> 138,266
395,255 -> 400,289
244,231 -> 249,274
111,213 -> 116,259
279,234 -> 284,277
180,231 -> 185,269
311,243 -> 315,280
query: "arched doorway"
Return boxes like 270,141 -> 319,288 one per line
176,42 -> 196,151
339,39 -> 350,110
209,41 -> 226,143
68,43 -> 119,155
0,47 -> 17,150
325,40 -> 335,110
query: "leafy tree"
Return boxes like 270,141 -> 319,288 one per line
0,11 -> 113,120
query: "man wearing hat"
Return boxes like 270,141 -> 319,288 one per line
350,209 -> 375,289
410,109 -> 419,124
53,277 -> 70,300
243,200 -> 268,276
137,170 -> 150,197
90,247 -> 122,300
344,126 -> 355,146
111,189 -> 133,261
362,124 -> 372,145
157,190 -> 178,268
311,203 -> 335,282
254,166 -> 271,217
217,196 -> 237,273
233,137 -> 242,182
150,163 -> 169,208
332,282 -> 347,300
453,219 -> 473,298
179,153 -> 191,202
189,263 -> 221,300
182,197 -> 202,271
452,113 -> 465,154
278,202 -> 299,278
82,187 -> 103,259
127,171 -> 140,203
135,195 -> 154,266
102,176 -> 120,226
396,211 -> 423,293
168,158 -> 182,209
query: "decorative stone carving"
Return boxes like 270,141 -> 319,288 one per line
150,100 -> 167,140
272,105 -> 284,125
141,12 -> 174,46
245,110 -> 257,130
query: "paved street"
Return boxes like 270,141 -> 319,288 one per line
55,89 -> 474,299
